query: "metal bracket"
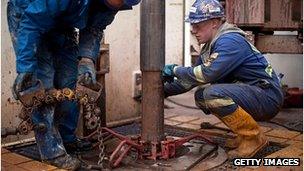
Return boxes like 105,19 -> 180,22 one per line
98,127 -> 217,168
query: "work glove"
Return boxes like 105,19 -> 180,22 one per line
12,72 -> 39,100
162,64 -> 178,83
78,57 -> 97,88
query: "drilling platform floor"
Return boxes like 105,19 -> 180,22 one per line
1,90 -> 303,171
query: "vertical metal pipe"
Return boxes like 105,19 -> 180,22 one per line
140,0 -> 165,142
141,72 -> 164,142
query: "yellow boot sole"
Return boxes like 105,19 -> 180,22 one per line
228,134 -> 268,159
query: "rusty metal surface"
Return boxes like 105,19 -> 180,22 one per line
17,80 -> 45,108
2,83 -> 103,138
141,71 -> 165,142
225,0 -> 302,31
225,0 -> 265,26
78,43 -> 109,136
96,44 -> 110,75
255,35 -> 303,54
291,0 -> 303,21
263,0 -> 303,31
80,119 -> 217,168
100,121 -> 218,167
9,123 -> 288,170
1,128 -> 19,138
118,141 -> 227,171
140,0 -> 166,144
107,116 -> 141,128
140,0 -> 165,71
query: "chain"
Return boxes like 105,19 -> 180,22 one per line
97,122 -> 106,168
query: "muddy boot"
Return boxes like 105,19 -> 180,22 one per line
64,138 -> 92,153
46,154 -> 81,170
224,135 -> 241,149
220,106 -> 268,158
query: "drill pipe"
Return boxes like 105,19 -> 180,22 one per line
140,0 -> 165,142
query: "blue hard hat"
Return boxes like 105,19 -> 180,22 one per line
124,0 -> 141,6
185,0 -> 225,24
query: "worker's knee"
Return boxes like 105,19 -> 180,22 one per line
203,85 -> 224,100
195,86 -> 238,117
194,88 -> 211,114
194,88 -> 205,102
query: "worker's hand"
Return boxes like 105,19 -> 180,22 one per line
12,73 -> 38,100
78,57 -> 97,87
162,64 -> 178,83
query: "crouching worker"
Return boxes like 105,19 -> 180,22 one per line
162,0 -> 283,158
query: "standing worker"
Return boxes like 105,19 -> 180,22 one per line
163,0 -> 283,158
7,0 -> 140,170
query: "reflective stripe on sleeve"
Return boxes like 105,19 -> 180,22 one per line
193,65 -> 207,83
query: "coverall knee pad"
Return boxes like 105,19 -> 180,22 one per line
194,88 -> 211,114
202,86 -> 238,117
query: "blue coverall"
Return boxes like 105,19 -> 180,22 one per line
165,28 -> 284,121
7,0 -> 118,160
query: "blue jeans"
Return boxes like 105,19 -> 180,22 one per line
194,83 -> 282,121
7,1 -> 79,160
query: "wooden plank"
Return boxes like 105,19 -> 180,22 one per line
255,35 -> 303,54
1,161 -> 11,167
18,161 -> 57,171
1,148 -> 11,154
225,0 -> 264,26
3,165 -> 28,171
1,153 -> 32,165
265,129 -> 300,139
263,0 -> 302,30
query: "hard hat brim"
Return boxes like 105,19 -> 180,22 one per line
123,0 -> 141,6
185,15 -> 224,24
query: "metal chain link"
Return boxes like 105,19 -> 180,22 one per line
97,122 -> 106,168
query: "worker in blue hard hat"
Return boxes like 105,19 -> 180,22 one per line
163,0 -> 283,159
7,0 -> 140,170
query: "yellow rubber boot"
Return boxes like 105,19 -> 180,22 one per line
221,107 -> 268,158
224,135 -> 241,149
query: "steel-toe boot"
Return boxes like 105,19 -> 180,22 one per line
46,154 -> 81,170
64,138 -> 92,153
224,135 -> 241,149
220,106 -> 268,158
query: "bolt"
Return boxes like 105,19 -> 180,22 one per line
94,107 -> 101,115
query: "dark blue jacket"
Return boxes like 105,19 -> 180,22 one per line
10,0 -> 132,73
166,32 -> 283,104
